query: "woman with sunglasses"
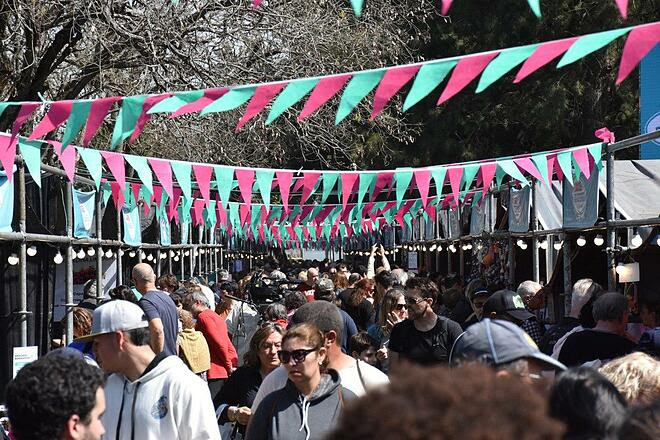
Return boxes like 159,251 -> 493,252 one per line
246,323 -> 356,440
367,288 -> 408,347
216,323 -> 284,439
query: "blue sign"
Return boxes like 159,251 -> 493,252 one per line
0,173 -> 14,232
641,45 -> 660,159
72,189 -> 96,238
157,205 -> 171,246
122,205 -> 142,247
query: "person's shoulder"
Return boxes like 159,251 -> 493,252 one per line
356,360 -> 389,384
254,385 -> 289,413
438,315 -> 462,329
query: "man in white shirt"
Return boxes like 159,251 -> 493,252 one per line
252,301 -> 389,411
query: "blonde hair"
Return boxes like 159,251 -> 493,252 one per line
599,352 -> 660,405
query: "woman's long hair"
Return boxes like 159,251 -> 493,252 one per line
378,288 -> 405,329
348,279 -> 375,307
243,323 -> 285,369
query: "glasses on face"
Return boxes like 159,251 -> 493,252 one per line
277,348 -> 317,364
394,303 -> 407,311
405,296 -> 424,306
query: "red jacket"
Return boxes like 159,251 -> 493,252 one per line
195,309 -> 238,379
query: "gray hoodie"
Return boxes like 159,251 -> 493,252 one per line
246,369 -> 355,440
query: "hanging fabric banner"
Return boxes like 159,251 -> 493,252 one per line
158,204 -> 172,246
180,220 -> 189,245
72,188 -> 96,238
563,166 -> 599,228
508,186 -> 531,232
0,171 -> 14,232
122,204 -> 142,247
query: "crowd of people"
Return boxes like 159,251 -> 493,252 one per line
2,245 -> 659,440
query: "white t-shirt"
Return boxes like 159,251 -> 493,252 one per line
225,302 -> 260,364
251,358 -> 389,410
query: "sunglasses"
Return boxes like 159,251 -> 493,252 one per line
277,348 -> 317,364
405,296 -> 425,305
394,303 -> 407,311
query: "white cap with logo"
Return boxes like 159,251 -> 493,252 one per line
75,300 -> 149,343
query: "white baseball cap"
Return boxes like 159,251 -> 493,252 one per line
74,300 -> 149,342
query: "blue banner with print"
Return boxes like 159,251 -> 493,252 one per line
180,220 -> 189,244
563,167 -> 599,229
0,173 -> 14,232
508,186 -> 531,233
122,205 -> 142,247
72,189 -> 96,238
641,46 -> 660,159
157,205 -> 171,246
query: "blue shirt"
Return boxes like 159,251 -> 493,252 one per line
139,290 -> 178,356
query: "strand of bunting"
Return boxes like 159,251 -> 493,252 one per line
0,22 -> 656,153
1,130 -> 603,249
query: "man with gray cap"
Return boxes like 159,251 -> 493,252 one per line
78,300 -> 220,439
450,318 -> 566,382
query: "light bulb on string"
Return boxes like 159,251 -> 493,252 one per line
53,252 -> 63,265
631,233 -> 643,248
128,250 -> 136,258
140,251 -> 146,260
174,255 -> 179,262
554,241 -> 563,250
576,236 -> 586,247
27,245 -> 37,257
105,249 -> 113,258
8,253 -> 19,265
594,235 -> 604,246
87,247 -> 95,257
146,254 -> 154,261
77,249 -> 85,259
539,239 -> 548,250
519,242 -> 528,250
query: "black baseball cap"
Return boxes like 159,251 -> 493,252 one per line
450,318 -> 566,371
482,289 -> 534,321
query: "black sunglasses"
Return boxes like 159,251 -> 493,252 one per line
405,296 -> 424,305
278,348 -> 316,364
394,303 -> 407,311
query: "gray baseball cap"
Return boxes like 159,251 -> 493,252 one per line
74,300 -> 149,343
449,318 -> 566,371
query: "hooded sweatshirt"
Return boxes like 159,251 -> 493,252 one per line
103,354 -> 221,440
246,369 -> 356,440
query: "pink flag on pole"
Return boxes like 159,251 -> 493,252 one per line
437,53 -> 499,105
615,0 -> 629,19
341,173 -> 359,212
152,185 -> 163,208
101,151 -> 126,191
110,181 -> 124,209
169,188 -> 182,222
235,169 -> 255,210
514,38 -> 578,83
616,22 -> 660,85
371,65 -> 420,120
236,82 -> 287,132
573,148 -> 592,179
298,74 -> 352,121
513,157 -> 544,181
301,172 -> 321,205
447,166 -> 463,206
276,171 -> 294,213
83,97 -> 121,145
441,0 -> 454,14
0,135 -> 15,178
413,169 -> 431,208
371,171 -> 394,201
480,162 -> 497,198
149,158 -> 174,199
192,164 -> 214,207
193,199 -> 205,226
129,94 -> 171,143
51,141 -> 76,182
171,88 -> 228,117
29,101 -> 73,140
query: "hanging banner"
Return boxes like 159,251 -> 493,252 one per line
158,206 -> 172,246
0,172 -> 14,232
72,188 -> 96,238
181,220 -> 189,244
470,199 -> 486,235
640,46 -> 660,159
563,166 -> 599,229
122,204 -> 142,247
508,186 -> 531,232
449,207 -> 461,239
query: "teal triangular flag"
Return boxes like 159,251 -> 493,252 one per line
557,27 -> 631,68
495,164 -> 506,188
402,61 -> 457,111
571,154 -> 582,181
101,182 -> 112,206
476,45 -> 538,93
531,153 -> 550,185
229,203 -> 239,228
336,70 -> 385,124
461,164 -> 480,190
358,173 -> 377,205
0,102 -> 14,119
200,87 -> 256,115
61,101 -> 91,149
125,154 -> 153,196
321,173 -> 339,204
171,161 -> 192,200
111,95 -> 147,149
431,167 -> 447,196
215,166 -> 235,209
556,151 -> 574,185
181,196 -> 194,223
350,0 -> 364,16
527,0 -> 542,17
269,206 -> 283,223
147,90 -> 204,114
394,170 -> 413,208
588,143 -> 604,171
471,191 -> 483,208
255,170 -> 275,210
77,147 -> 103,190
497,160 -> 529,186
267,79 -> 319,124
18,140 -> 42,188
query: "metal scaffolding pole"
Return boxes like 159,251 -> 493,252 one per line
65,181 -> 74,345
606,150 -> 616,291
562,234 -> 572,318
95,191 -> 103,301
116,208 -> 123,286
531,182 -> 540,283
17,162 -> 28,347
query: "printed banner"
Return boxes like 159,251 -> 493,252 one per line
180,220 -> 189,245
0,172 -> 14,232
72,188 -> 96,238
640,45 -> 660,159
563,166 -> 599,229
508,186 -> 531,233
158,205 -> 171,246
122,204 -> 142,247
449,207 -> 461,239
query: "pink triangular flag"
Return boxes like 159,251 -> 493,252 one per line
514,37 -> 578,83
371,65 -> 420,120
168,187 -> 182,222
51,141 -> 76,181
83,97 -> 121,145
0,135 -> 16,178
371,172 -> 394,200
447,166 -> 463,206
171,88 -> 228,117
235,169 -> 255,210
28,101 -> 73,140
276,171 -> 294,213
193,199 -> 205,226
236,82 -> 287,132
131,182 -> 142,207
192,164 -> 214,207
252,0 -> 263,9
301,172 -> 321,205
149,158 -> 174,199
615,0 -> 628,19
7,103 -> 41,175
413,169 -> 431,208
101,151 -> 126,191
424,201 -> 437,220
110,181 -> 125,209
341,173 -> 359,212
573,148 -> 591,179
514,157 -> 544,181
480,162 -> 497,197
292,177 -> 305,194
314,206 -> 335,225
394,200 -> 415,226
217,198 -> 228,227
441,0 -> 454,14
616,22 -> 660,85
152,185 -> 163,208
298,74 -> 352,121
129,94 -> 171,143
437,52 -> 499,105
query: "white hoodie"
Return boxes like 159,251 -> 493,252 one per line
103,355 -> 221,440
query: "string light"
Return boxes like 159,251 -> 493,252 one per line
128,250 -> 136,258
576,236 -> 586,247
77,249 -> 85,259
553,241 -> 563,250
594,235 -> 604,246
8,253 -> 19,265
631,233 -> 643,248
539,239 -> 548,250
27,246 -> 37,257
105,249 -> 113,258
53,252 -> 63,265
87,247 -> 95,257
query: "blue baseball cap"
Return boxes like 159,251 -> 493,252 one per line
449,318 -> 566,371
